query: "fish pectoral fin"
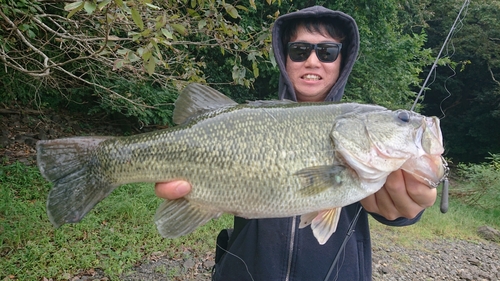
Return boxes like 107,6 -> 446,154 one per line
310,207 -> 342,245
294,165 -> 346,196
299,211 -> 318,228
154,198 -> 221,238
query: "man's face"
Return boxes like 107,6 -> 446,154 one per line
286,26 -> 342,102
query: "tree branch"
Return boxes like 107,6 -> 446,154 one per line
0,9 -> 51,76
488,64 -> 500,87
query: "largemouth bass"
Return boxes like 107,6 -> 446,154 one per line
37,83 -> 446,244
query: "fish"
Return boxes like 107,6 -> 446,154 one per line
36,83 -> 446,245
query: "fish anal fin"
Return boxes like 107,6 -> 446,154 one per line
299,211 -> 317,229
173,83 -> 238,125
154,198 -> 222,238
310,207 -> 342,245
294,165 -> 345,196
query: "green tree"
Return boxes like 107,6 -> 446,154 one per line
420,0 -> 500,163
0,0 -> 277,124
1,0 -> 436,124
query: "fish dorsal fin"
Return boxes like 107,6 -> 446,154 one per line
245,99 -> 296,107
173,83 -> 238,125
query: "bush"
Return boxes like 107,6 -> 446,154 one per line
451,153 -> 500,209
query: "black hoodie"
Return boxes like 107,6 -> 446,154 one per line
212,6 -> 421,281
273,6 -> 360,102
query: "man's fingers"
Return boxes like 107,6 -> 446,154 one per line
384,171 -> 436,218
155,181 -> 191,200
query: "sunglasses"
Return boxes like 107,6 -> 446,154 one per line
287,42 -> 342,63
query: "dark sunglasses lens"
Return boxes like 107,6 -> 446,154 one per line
288,43 -> 341,62
316,44 -> 339,62
288,43 -> 313,62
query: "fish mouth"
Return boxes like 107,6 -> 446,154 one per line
401,155 -> 447,187
400,116 -> 446,187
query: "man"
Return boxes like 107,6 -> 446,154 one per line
156,6 -> 436,280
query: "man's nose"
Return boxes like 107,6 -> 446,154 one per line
304,50 -> 321,66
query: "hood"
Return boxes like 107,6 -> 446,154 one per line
272,6 -> 360,102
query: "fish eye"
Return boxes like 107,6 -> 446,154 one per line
398,111 -> 410,122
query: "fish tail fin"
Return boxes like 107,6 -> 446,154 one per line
154,198 -> 222,238
36,137 -> 116,227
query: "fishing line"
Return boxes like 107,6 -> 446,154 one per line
408,0 -> 470,214
323,204 -> 363,281
410,0 -> 471,113
331,243 -> 347,281
213,242 -> 255,281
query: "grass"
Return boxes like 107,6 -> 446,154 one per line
0,162 -> 232,281
1,161 -> 499,280
370,185 -> 500,248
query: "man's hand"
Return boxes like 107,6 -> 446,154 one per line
155,181 -> 192,200
360,169 -> 437,220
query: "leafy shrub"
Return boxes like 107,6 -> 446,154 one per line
451,153 -> 500,209
88,78 -> 178,127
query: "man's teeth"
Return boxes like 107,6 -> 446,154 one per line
303,74 -> 321,80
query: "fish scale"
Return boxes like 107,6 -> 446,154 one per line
37,83 -> 446,245
99,106 -> 339,211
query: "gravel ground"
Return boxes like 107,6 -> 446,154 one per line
111,229 -> 500,281
371,231 -> 500,281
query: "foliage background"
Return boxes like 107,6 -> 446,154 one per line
0,0 -> 499,159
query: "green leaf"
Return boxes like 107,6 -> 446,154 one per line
161,28 -> 173,39
150,40 -> 161,60
146,58 -> 156,75
127,31 -> 141,41
65,1 -> 84,18
235,5 -> 249,12
249,0 -> 256,10
131,8 -> 144,30
269,50 -> 276,68
18,24 -> 30,32
114,0 -> 124,8
136,47 -> 144,56
116,48 -> 129,55
27,30 -> 36,39
127,52 -> 140,62
145,3 -> 161,10
198,19 -> 206,30
84,1 -> 97,14
113,59 -> 125,70
64,1 -> 84,11
171,24 -> 187,36
252,61 -> 259,78
141,28 -> 151,37
224,4 -> 239,19
187,8 -> 200,18
97,0 -> 111,10
142,50 -> 152,61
